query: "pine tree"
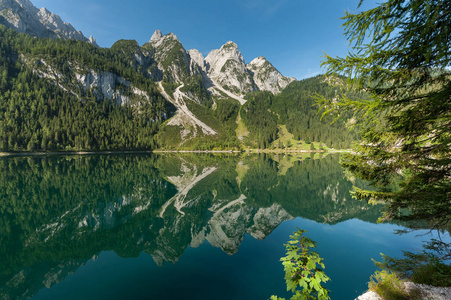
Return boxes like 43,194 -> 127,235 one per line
318,0 -> 451,256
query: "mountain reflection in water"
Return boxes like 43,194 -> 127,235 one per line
0,153 -> 381,299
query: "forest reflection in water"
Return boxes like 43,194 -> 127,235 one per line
0,153 -> 423,299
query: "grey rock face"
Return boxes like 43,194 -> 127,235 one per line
150,29 -> 162,42
205,41 -> 256,95
75,70 -> 127,104
247,56 -> 295,94
147,30 -> 191,83
203,42 -> 295,95
75,70 -> 154,106
187,48 -> 206,74
0,0 -> 97,45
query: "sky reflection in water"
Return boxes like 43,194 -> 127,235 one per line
0,153 -> 447,300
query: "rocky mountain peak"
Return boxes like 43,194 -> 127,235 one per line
38,6 -> 48,14
206,41 -> 242,62
0,0 -> 96,45
247,55 -> 295,94
150,29 -> 162,42
88,35 -> 98,46
204,40 -> 255,94
216,41 -> 241,59
248,56 -> 268,68
221,41 -> 238,49
36,6 -> 79,35
15,0 -> 37,13
148,29 -> 179,48
187,48 -> 206,72
146,29 -> 189,83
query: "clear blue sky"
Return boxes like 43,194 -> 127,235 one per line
33,0 -> 377,80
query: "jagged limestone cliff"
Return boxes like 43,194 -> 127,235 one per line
247,56 -> 295,94
205,41 -> 256,95
0,0 -> 97,45
144,30 -> 192,83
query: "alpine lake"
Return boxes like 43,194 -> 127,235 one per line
0,153 -> 446,300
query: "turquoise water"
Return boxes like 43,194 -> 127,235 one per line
0,154 -> 445,299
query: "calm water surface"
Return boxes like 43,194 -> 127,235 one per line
0,153 -> 446,299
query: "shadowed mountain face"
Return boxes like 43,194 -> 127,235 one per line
0,154 -> 380,299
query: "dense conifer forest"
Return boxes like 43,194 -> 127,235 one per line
0,25 -> 171,151
0,24 -> 358,152
241,76 -> 359,149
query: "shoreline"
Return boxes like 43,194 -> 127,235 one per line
152,150 -> 242,153
356,282 -> 451,300
0,148 -> 350,157
152,148 -> 349,154
0,150 -> 153,157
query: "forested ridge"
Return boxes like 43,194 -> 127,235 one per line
241,76 -> 360,149
0,25 -> 172,151
0,24 -> 358,152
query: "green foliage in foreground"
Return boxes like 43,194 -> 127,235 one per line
376,246 -> 451,287
368,270 -> 422,300
272,229 -> 330,300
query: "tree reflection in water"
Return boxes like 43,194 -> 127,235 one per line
0,153 -> 380,299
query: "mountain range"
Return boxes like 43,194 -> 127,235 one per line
0,0 -> 358,151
